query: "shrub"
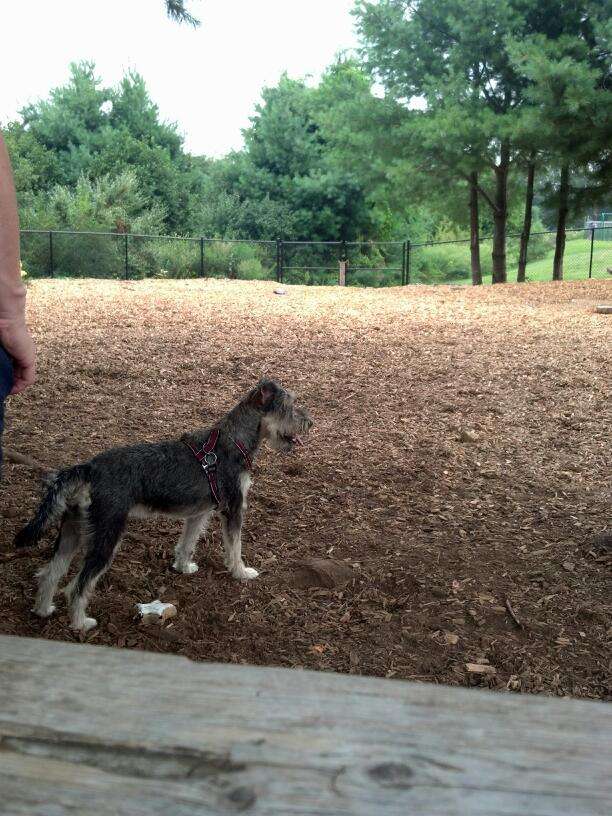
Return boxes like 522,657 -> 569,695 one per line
138,238 -> 200,279
237,257 -> 268,280
412,244 -> 472,284
203,241 -> 275,280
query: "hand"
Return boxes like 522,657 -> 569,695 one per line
0,318 -> 36,394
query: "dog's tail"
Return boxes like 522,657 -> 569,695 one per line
14,464 -> 91,549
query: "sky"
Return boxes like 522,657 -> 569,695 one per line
0,0 -> 360,157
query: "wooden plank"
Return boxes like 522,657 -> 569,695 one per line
0,635 -> 610,816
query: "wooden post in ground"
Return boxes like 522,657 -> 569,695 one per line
339,259 -> 347,286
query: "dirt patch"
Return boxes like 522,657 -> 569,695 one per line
284,558 -> 357,589
1,278 -> 610,699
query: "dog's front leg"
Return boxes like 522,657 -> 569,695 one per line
221,508 -> 258,581
173,512 -> 212,574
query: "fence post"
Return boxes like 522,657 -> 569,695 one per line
406,240 -> 411,285
124,233 -> 129,280
200,237 -> 205,278
339,240 -> 347,286
276,240 -> 283,283
48,231 -> 54,278
401,241 -> 407,285
588,227 -> 595,279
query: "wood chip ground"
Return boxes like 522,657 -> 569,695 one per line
1,278 -> 610,700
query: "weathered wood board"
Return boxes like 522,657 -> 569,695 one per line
0,634 -> 610,815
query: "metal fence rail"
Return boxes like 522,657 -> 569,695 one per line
19,227 -> 612,286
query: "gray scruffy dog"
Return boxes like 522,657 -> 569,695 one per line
15,379 -> 312,632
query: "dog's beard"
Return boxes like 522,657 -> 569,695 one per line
262,415 -> 306,451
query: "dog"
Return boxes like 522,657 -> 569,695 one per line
14,379 -> 312,632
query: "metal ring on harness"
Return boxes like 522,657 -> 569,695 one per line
202,452 -> 217,468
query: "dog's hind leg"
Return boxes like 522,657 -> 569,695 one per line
220,507 -> 258,581
68,510 -> 127,632
173,511 -> 213,574
33,510 -> 82,618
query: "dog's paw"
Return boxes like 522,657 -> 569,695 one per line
32,603 -> 56,618
173,560 -> 199,574
233,565 -> 259,581
71,617 -> 97,632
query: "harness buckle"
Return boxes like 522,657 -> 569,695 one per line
200,451 -> 217,471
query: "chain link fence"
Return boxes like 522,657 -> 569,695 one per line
20,227 -> 612,286
409,227 -> 611,285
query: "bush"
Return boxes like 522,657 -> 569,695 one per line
237,257 -> 268,280
134,238 -> 200,279
203,241 -> 275,280
412,244 -> 472,284
349,267 -> 400,287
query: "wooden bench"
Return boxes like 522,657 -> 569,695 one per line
1,634 -> 610,815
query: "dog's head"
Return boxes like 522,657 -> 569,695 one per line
249,379 -> 312,452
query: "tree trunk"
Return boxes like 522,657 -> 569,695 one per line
517,159 -> 535,283
469,172 -> 482,286
491,142 -> 510,284
552,164 -> 569,281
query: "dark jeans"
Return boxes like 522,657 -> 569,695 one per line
0,346 -> 14,478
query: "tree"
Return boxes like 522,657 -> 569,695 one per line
509,12 -> 611,280
401,96 -> 495,285
164,0 -> 200,27
355,0 -> 528,283
205,71 -> 377,241
13,63 -> 203,233
355,0 -> 611,283
1,122 -> 60,199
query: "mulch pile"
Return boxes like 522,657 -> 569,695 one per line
1,278 -> 610,699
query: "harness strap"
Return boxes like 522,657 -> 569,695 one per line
231,437 -> 253,471
189,428 -> 219,462
184,430 -> 252,507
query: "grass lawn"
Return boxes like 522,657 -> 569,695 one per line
522,237 -> 609,282
413,235 -> 611,286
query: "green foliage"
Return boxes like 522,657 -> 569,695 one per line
164,0 -> 200,27
508,21 -> 612,212
203,241 -> 275,279
19,171 -> 165,279
20,171 -> 165,233
354,0 -> 611,280
236,257 -> 268,281
2,122 -> 60,197
5,4 -> 612,288
197,190 -> 296,240
12,63 -> 202,234
201,68 -> 379,242
129,238 -> 200,279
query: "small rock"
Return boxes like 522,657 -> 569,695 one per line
287,558 -> 355,589
595,304 -> 612,314
458,429 -> 479,443
274,287 -> 287,295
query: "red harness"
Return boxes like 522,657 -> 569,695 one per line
184,430 -> 252,506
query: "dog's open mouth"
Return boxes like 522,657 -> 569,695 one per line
282,434 -> 303,447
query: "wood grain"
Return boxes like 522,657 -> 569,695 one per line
0,634 -> 610,815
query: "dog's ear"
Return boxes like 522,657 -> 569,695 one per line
251,380 -> 276,409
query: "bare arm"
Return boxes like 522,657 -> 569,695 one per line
0,132 -> 35,394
